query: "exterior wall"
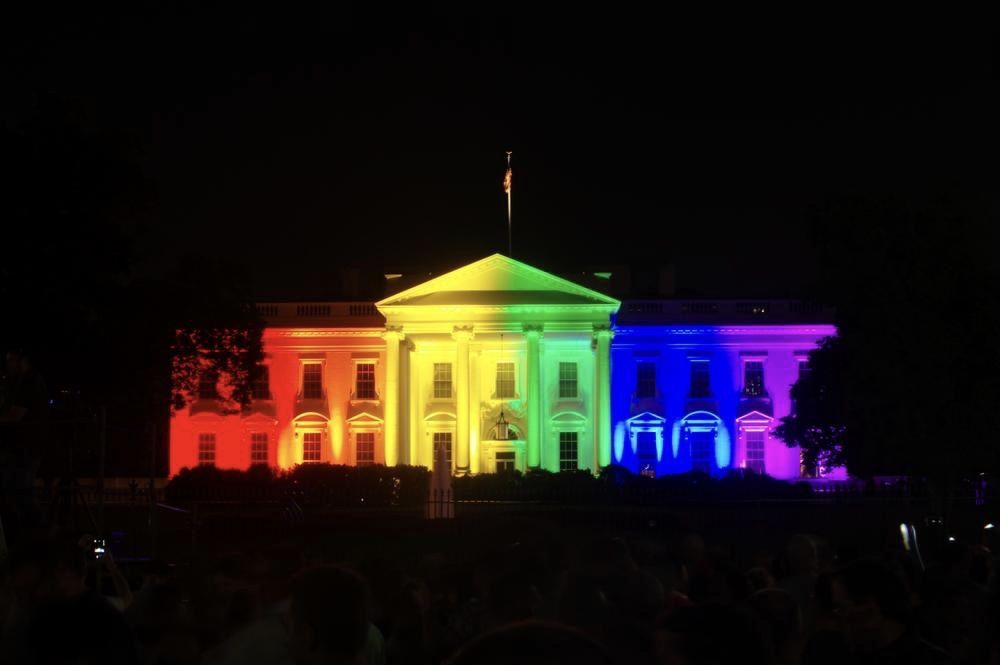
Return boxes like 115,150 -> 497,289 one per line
168,261 -> 837,482
610,321 -> 837,481
169,301 -> 386,476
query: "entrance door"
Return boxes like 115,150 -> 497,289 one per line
636,431 -> 657,477
690,430 -> 713,473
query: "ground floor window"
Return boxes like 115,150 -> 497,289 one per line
637,431 -> 657,478
691,430 -> 713,472
433,432 -> 452,469
198,433 -> 216,466
356,432 -> 375,466
559,432 -> 578,471
250,432 -> 268,465
302,432 -> 322,463
745,430 -> 766,474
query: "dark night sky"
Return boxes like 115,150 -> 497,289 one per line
7,6 -> 999,299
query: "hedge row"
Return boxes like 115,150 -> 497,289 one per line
165,464 -> 813,507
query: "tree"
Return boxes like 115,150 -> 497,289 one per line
774,336 -> 846,476
779,194 -> 1000,493
1,93 -> 264,476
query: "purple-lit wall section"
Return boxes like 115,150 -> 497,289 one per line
610,308 -> 837,481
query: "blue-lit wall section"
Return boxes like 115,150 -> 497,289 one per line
610,323 -> 835,481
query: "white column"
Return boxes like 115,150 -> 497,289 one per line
383,327 -> 404,467
452,326 -> 474,476
525,325 -> 543,468
595,326 -> 613,469
469,344 -> 481,475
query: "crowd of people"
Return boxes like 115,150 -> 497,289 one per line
0,514 -> 997,665
2,346 -> 999,664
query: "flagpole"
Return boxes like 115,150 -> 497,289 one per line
505,151 -> 512,257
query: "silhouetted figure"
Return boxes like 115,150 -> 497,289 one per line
0,528 -> 141,665
0,346 -> 50,547
829,556 -> 952,664
286,563 -> 385,665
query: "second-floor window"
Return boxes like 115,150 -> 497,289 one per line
302,364 -> 323,399
636,362 -> 656,399
198,372 -> 218,400
496,362 -> 515,399
798,359 -> 811,382
355,363 -> 376,399
559,362 -> 578,399
433,363 -> 452,399
743,361 -> 765,397
690,361 -> 710,397
252,366 -> 270,400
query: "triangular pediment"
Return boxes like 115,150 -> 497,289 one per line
735,410 -> 774,423
346,411 -> 384,425
626,411 -> 667,425
376,254 -> 620,309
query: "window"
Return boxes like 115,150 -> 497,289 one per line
433,363 -> 453,399
355,363 -> 376,400
636,362 -> 656,399
250,432 -> 268,465
433,432 -> 452,468
496,362 -> 515,399
690,431 -> 712,472
302,364 -> 323,399
746,430 -> 766,474
356,432 -> 375,466
495,451 -> 516,472
690,361 -> 710,398
743,361 -> 765,397
198,372 -> 218,400
559,362 -> 578,399
302,432 -> 321,462
198,433 -> 216,466
637,432 -> 657,477
798,360 -> 811,381
559,432 -> 578,471
252,366 -> 270,400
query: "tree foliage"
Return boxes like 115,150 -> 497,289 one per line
2,93 -> 264,474
776,194 -> 1000,483
774,336 -> 846,475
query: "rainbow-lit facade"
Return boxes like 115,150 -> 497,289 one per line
169,255 -> 836,480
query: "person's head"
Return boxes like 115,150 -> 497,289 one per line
5,529 -> 88,610
4,346 -> 30,378
829,557 -> 912,651
286,564 -> 371,665
783,534 -> 818,577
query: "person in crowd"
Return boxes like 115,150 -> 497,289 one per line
285,562 -> 385,665
0,345 -> 50,546
0,528 -> 141,664
829,556 -> 953,664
